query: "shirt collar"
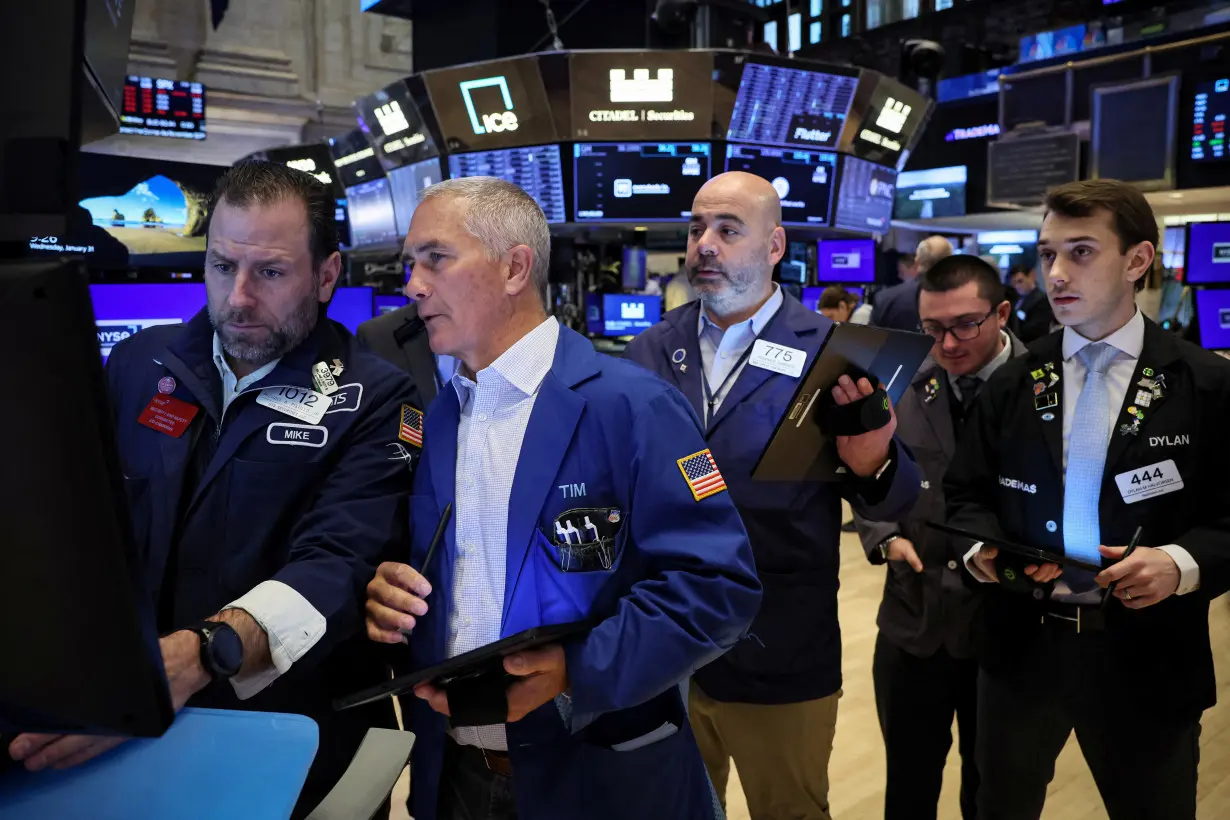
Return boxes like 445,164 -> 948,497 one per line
697,284 -> 783,338
451,316 -> 561,402
1062,308 -> 1144,363
976,331 -> 1014,381
212,333 -> 281,389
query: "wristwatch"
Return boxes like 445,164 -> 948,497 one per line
190,621 -> 244,681
877,535 -> 901,563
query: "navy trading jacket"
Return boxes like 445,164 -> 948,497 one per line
625,295 -> 922,705
106,307 -> 417,813
405,325 -> 761,820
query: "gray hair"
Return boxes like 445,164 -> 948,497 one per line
420,176 -> 551,308
915,235 -> 954,275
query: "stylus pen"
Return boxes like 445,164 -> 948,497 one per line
419,502 -> 454,580
1102,525 -> 1143,608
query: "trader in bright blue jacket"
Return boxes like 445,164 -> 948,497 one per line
624,172 -> 922,820
365,177 -> 761,820
8,162 -> 417,819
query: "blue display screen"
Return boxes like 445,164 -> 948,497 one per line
1186,222 -> 1230,284
1195,288 -> 1230,350
375,294 -> 410,316
817,238 -> 876,283
602,294 -> 660,336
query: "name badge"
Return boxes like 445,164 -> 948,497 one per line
256,385 -> 332,425
266,422 -> 329,448
311,362 -> 339,395
1114,459 -> 1184,504
748,339 -> 807,378
138,394 -> 199,438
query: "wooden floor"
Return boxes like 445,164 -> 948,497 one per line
394,502 -> 1230,818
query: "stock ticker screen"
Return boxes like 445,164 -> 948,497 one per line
833,156 -> 897,235
1192,77 -> 1229,163
574,142 -> 711,223
119,76 -> 205,140
726,62 -> 858,151
448,145 -> 567,224
725,144 -> 838,226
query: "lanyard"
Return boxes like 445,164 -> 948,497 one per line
699,307 -> 783,427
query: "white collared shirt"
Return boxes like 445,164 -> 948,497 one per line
212,334 -> 328,699
697,286 -> 785,425
448,317 -> 561,751
964,310 -> 1200,597
948,331 -> 1012,402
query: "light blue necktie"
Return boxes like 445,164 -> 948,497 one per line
1062,342 -> 1120,569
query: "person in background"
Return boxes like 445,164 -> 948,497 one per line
872,236 -> 954,332
8,161 -> 416,819
855,255 -> 1027,820
357,300 -> 450,411
1008,262 -> 1056,344
949,179 -> 1230,819
818,285 -> 860,323
626,171 -> 922,820
664,260 -> 698,312
364,176 -> 761,820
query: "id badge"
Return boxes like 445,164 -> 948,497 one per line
256,385 -> 332,425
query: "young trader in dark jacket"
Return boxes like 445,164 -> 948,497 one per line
626,171 -> 921,820
855,255 -> 1026,820
947,180 -> 1230,820
8,162 -> 417,819
1008,263 -> 1056,344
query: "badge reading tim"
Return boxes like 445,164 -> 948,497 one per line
678,449 -> 728,502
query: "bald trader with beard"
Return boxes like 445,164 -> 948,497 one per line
625,172 -> 922,819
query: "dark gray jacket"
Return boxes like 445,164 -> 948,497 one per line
355,302 -> 439,412
855,332 -> 1027,659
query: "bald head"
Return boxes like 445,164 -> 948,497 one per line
694,171 -> 784,230
686,171 -> 788,322
915,235 -> 954,275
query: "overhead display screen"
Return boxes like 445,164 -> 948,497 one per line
895,165 -> 967,219
264,144 -> 345,197
387,158 -> 443,238
119,76 -> 206,140
448,145 -> 567,224
853,77 -> 929,167
345,179 -> 400,248
569,50 -> 714,140
1195,288 -> 1230,350
725,144 -> 837,227
1186,221 -> 1230,284
1191,76 -> 1229,162
726,62 -> 859,150
1091,76 -> 1178,188
574,142 -> 710,223
424,56 -> 557,152
833,156 -> 897,235
356,80 -> 439,170
328,129 -> 386,189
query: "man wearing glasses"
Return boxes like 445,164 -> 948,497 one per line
854,255 -> 1025,820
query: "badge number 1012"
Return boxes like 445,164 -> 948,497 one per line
257,386 -> 332,425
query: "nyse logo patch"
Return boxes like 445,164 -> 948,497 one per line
999,475 -> 1037,494
1149,435 -> 1190,447
267,422 -> 329,448
324,383 -> 363,414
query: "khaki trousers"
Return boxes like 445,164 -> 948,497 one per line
689,681 -> 840,820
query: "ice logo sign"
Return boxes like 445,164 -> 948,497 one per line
609,68 -> 674,103
620,302 -> 646,320
875,97 -> 911,134
460,76 -> 519,135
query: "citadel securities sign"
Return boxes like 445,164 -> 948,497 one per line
570,50 -> 714,140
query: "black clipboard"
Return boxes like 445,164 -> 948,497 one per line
925,521 -> 1104,573
751,323 -> 935,482
334,620 -> 592,711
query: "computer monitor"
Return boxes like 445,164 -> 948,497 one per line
447,145 -> 567,224
89,283 -> 207,361
573,142 -> 710,223
1185,222 -> 1230,284
832,157 -> 897,235
725,144 -> 838,227
601,294 -> 660,337
1195,288 -> 1230,350
345,179 -> 400,249
895,166 -> 968,219
375,294 -> 409,316
1,260 -> 174,736
817,238 -> 876,283
386,157 -> 443,238
328,287 -> 376,334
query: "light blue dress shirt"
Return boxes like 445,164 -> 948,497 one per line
696,285 -> 784,425
447,317 -> 561,751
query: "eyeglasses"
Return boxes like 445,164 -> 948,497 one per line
920,309 -> 997,343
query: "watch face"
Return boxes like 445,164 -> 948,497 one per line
208,624 -> 244,678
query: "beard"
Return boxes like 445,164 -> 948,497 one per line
687,257 -> 764,316
210,289 -> 319,367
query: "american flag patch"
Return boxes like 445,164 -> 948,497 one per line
677,449 -> 727,502
399,404 -> 423,448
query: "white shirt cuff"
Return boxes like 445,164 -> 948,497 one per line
1157,545 -> 1201,596
963,542 -> 997,583
223,580 -> 327,700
